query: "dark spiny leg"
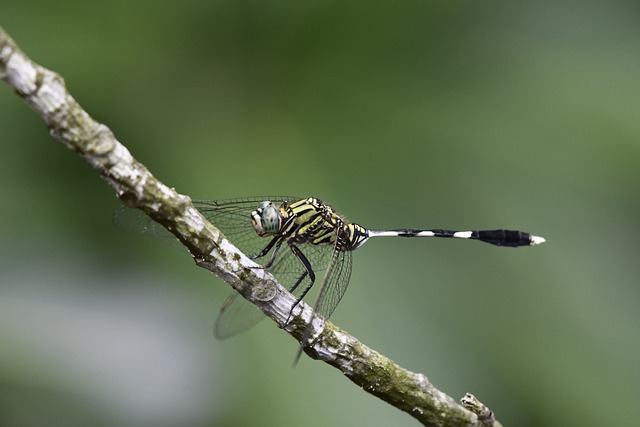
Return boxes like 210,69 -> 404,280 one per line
250,235 -> 280,261
289,271 -> 310,294
262,238 -> 285,269
248,238 -> 283,274
284,243 -> 316,325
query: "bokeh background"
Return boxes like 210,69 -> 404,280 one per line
1,1 -> 639,426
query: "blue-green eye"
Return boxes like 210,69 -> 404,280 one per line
251,201 -> 282,236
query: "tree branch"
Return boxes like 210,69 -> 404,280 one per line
0,25 -> 502,427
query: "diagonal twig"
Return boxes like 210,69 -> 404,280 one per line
0,25 -> 499,427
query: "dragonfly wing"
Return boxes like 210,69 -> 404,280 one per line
114,196 -> 342,339
213,240 -> 334,338
294,246 -> 353,364
313,249 -> 353,321
113,196 -> 300,252
193,197 -> 299,256
112,205 -> 183,248
214,292 -> 267,339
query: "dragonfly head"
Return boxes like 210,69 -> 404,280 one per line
251,201 -> 283,236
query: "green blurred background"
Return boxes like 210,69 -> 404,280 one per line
1,1 -> 638,426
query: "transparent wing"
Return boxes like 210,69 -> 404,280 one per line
114,197 -> 304,337
113,196 -> 300,252
113,205 -> 183,248
112,196 -> 349,338
294,243 -> 353,363
313,248 -> 353,321
214,240 -> 335,338
214,292 -> 267,339
193,197 -> 299,256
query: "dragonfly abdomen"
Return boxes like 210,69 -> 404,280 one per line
367,228 -> 543,247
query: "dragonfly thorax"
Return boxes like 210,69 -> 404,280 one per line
251,201 -> 284,236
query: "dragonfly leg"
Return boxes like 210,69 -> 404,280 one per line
284,243 -> 316,326
250,235 -> 280,261
261,238 -> 285,269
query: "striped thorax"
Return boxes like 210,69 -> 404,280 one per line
251,197 -> 369,251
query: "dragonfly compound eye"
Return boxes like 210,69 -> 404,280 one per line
251,201 -> 282,236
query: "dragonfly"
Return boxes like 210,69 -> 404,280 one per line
114,196 -> 544,359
